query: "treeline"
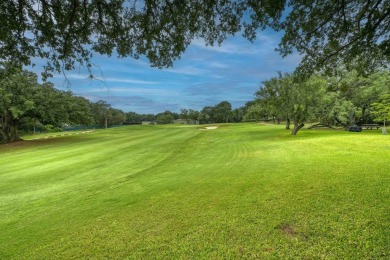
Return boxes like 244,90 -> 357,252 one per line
244,69 -> 390,134
125,101 -> 247,125
0,64 -> 245,144
0,65 -> 126,143
3,64 -> 390,143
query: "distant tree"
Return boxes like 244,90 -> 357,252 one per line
214,101 -> 233,123
66,95 -> 94,126
90,101 -> 126,127
243,100 -> 269,122
156,114 -> 174,124
179,109 -> 189,120
141,114 -> 156,122
126,111 -> 143,123
156,111 -> 180,124
232,107 -> 245,123
188,109 -> 200,122
90,100 -> 111,128
107,108 -> 126,126
200,106 -> 214,124
371,94 -> 390,130
181,109 -> 200,122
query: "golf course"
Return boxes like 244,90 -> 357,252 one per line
0,123 -> 389,259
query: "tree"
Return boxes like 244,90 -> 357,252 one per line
0,65 -> 37,143
255,73 -> 327,135
107,108 -> 126,126
243,101 -> 269,122
315,91 -> 356,127
90,100 -> 111,128
155,111 -> 174,124
371,94 -> 390,133
2,1 -> 388,78
256,72 -> 294,129
126,111 -> 143,123
200,106 -> 214,124
232,107 -> 245,123
214,101 -> 233,123
188,109 -> 200,122
333,70 -> 390,124
279,1 -> 390,75
289,76 -> 327,135
179,109 -> 189,120
0,64 -> 93,143
65,95 -> 94,126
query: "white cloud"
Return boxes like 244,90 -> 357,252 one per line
82,86 -> 178,96
165,66 -> 207,76
62,74 -> 160,85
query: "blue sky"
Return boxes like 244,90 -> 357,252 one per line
33,29 -> 301,114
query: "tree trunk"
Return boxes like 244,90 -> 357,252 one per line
0,128 -> 8,144
361,106 -> 366,124
105,116 -> 108,129
292,123 -> 304,135
286,117 -> 290,129
0,113 -> 22,144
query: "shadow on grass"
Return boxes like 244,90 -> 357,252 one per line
0,134 -> 96,152
238,125 -> 383,143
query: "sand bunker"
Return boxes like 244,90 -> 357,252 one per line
199,126 -> 219,130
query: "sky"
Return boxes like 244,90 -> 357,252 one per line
32,29 -> 301,114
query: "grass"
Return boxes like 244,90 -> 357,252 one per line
0,123 -> 389,259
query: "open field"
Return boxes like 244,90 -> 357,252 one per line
0,123 -> 389,259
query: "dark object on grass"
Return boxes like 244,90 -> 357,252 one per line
346,125 -> 362,132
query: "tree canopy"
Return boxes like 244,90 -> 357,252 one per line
1,0 -> 388,78
0,64 -> 95,143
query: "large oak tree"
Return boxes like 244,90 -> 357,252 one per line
1,1 -> 388,78
0,64 -> 93,143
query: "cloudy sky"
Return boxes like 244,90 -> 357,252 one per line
33,29 -> 301,114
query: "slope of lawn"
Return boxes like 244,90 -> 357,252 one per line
0,123 -> 389,259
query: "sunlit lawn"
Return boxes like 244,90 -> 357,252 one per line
0,123 -> 389,258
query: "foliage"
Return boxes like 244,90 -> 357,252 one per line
243,100 -> 269,122
155,111 -> 177,124
214,101 -> 233,123
180,108 -> 200,122
288,75 -> 327,134
0,64 -> 37,142
255,73 -> 327,134
315,91 -> 356,127
231,107 -> 245,122
0,64 -> 93,143
253,70 -> 390,133
90,100 -> 126,127
2,1 -> 388,78
371,94 -> 390,126
256,72 -> 294,128
279,1 -> 390,75
331,70 -> 390,123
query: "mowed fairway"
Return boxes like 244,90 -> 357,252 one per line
0,123 -> 389,259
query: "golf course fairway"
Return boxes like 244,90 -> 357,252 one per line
0,123 -> 389,258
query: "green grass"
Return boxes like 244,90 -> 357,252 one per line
0,123 -> 389,259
